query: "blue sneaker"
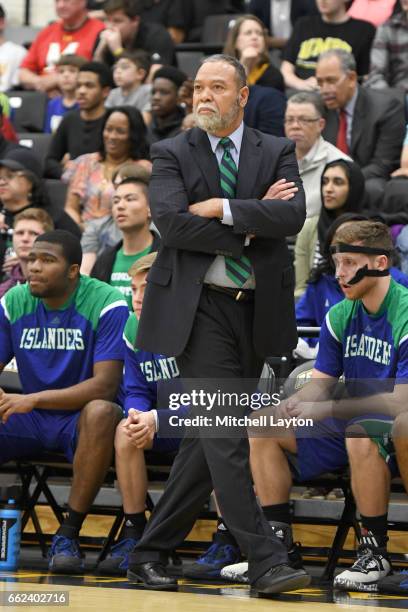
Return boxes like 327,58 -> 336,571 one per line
48,535 -> 84,574
184,539 -> 241,579
378,570 -> 408,594
96,538 -> 138,575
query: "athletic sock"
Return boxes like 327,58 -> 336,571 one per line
121,511 -> 147,540
262,503 -> 292,525
360,513 -> 388,550
57,506 -> 86,539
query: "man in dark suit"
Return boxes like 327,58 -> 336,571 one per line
127,54 -> 309,594
316,48 -> 406,210
249,0 -> 318,46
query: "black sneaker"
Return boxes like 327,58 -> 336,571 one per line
334,545 -> 392,592
269,521 -> 304,570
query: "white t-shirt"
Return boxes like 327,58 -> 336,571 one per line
0,41 -> 27,91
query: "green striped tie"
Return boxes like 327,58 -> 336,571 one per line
219,136 -> 252,287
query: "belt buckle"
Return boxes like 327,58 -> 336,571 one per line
235,290 -> 243,302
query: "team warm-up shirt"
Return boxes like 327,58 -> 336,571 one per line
0,275 -> 128,396
315,279 -> 408,393
123,313 -> 186,436
283,16 -> 375,78
20,18 -> 105,75
110,245 -> 152,311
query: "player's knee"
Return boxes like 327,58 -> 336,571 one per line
345,434 -> 377,461
81,400 -> 121,434
392,412 -> 408,439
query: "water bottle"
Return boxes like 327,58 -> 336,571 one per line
0,499 -> 22,571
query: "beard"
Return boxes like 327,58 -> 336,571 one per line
194,98 -> 241,134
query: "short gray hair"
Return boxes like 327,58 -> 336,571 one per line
287,91 -> 325,117
199,54 -> 247,88
318,49 -> 357,73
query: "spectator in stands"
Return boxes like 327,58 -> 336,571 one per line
176,0 -> 244,43
139,0 -> 187,44
248,0 -> 318,49
0,229 -> 129,573
63,106 -> 150,230
281,0 -> 375,91
295,159 -> 364,297
295,212 -> 408,358
0,148 -> 80,269
94,0 -> 175,68
105,50 -> 152,125
63,106 -> 151,228
44,55 -> 86,134
80,162 -> 147,274
178,78 -> 193,114
148,66 -> 187,144
380,125 -> 408,228
243,85 -> 286,136
19,0 -> 105,93
0,4 -> 27,91
90,175 -> 160,309
0,208 -> 54,297
45,61 -> 113,179
223,15 -> 285,91
367,0 -> 408,98
223,220 -> 405,592
0,106 -> 22,158
96,250 -> 184,575
317,49 -> 405,209
348,0 -> 397,26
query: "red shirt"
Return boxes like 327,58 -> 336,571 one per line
20,17 -> 105,75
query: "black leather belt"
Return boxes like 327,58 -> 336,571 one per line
204,283 -> 254,302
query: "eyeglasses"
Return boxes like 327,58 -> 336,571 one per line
0,170 -> 25,182
284,117 -> 320,126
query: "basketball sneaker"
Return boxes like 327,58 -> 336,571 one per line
333,545 -> 392,592
48,534 -> 85,573
220,521 -> 303,584
183,534 -> 241,580
96,537 -> 138,575
378,570 -> 408,595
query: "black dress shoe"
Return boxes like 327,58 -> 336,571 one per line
252,564 -> 311,595
127,562 -> 178,590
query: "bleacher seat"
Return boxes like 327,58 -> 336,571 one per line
201,14 -> 244,44
44,179 -> 68,215
4,26 -> 41,48
176,51 -> 204,79
8,91 -> 48,132
18,133 -> 52,173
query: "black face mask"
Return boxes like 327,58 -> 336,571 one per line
330,243 -> 390,286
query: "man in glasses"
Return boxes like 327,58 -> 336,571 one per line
316,48 -> 405,210
283,90 -> 351,296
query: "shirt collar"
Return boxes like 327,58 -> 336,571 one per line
207,122 -> 244,155
344,85 -> 359,117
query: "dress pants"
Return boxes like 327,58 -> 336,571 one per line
130,287 -> 289,583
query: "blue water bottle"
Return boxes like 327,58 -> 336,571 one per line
0,499 -> 22,570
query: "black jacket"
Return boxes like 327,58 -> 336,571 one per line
90,232 -> 161,283
136,125 -> 305,358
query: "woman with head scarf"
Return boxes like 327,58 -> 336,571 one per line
295,159 -> 366,297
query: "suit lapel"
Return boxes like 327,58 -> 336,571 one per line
350,90 -> 364,152
236,126 -> 262,199
188,127 -> 222,197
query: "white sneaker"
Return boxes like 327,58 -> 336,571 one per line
220,561 -> 249,584
334,546 -> 392,592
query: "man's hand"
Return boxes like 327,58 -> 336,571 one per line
2,256 -> 19,275
391,167 -> 408,178
287,399 -> 332,422
302,76 -> 319,91
124,408 -> 156,449
0,389 -> 36,423
99,27 -> 123,54
263,179 -> 298,201
189,198 -> 223,219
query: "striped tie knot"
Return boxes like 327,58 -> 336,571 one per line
219,136 -> 233,151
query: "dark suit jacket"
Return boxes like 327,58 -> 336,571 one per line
244,85 -> 286,137
249,0 -> 318,32
322,87 -> 405,181
136,125 -> 306,358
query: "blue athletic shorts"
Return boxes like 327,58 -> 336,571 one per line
0,409 -> 81,464
292,416 -> 399,481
